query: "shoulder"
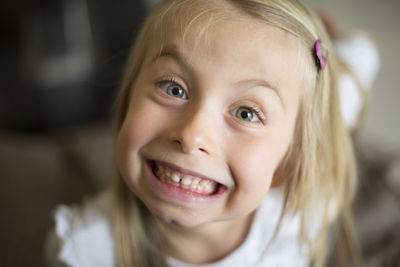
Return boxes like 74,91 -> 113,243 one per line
253,188 -> 311,266
45,190 -> 115,267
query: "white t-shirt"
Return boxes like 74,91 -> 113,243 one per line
46,188 -> 312,267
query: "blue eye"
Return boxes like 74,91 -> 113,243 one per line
165,82 -> 187,99
233,106 -> 263,123
236,107 -> 254,121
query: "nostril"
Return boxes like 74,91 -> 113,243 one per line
171,139 -> 209,154
173,140 -> 181,146
199,148 -> 208,154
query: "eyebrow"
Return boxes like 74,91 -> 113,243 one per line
234,79 -> 285,109
151,45 -> 285,109
151,45 -> 193,72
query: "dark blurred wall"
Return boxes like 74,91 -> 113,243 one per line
0,0 -> 147,132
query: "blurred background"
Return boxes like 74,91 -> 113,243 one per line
0,0 -> 149,132
305,0 -> 400,150
0,0 -> 399,266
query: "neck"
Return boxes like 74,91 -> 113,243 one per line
158,212 -> 255,264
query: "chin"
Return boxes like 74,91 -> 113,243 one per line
151,204 -> 213,228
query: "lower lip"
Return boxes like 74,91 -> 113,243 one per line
145,160 -> 227,204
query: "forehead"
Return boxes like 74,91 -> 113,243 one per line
146,0 -> 309,95
157,1 -> 298,47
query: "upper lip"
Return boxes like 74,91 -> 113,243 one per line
150,160 -> 223,185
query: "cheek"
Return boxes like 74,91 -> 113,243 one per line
229,138 -> 279,190
227,122 -> 297,195
119,107 -> 155,149
223,137 -> 279,216
116,98 -> 162,179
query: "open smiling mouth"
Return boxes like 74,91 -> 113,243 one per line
149,161 -> 225,196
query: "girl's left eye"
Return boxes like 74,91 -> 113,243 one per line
232,106 -> 264,123
162,81 -> 188,99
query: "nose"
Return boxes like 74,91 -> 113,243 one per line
167,104 -> 219,156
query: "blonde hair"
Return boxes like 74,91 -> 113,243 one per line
112,0 -> 360,266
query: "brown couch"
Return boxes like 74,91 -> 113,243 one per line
0,123 -> 113,267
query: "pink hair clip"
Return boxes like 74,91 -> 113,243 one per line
314,39 -> 326,70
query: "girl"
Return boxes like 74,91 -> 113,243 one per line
46,0 -> 363,266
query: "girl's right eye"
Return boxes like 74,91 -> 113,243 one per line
159,81 -> 188,99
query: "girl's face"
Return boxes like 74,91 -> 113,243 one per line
117,13 -> 306,228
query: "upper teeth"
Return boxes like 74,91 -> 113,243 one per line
154,162 -> 218,195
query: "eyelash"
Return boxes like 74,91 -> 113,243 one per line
233,105 -> 266,124
155,76 -> 188,99
253,107 -> 265,122
154,76 -> 266,124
